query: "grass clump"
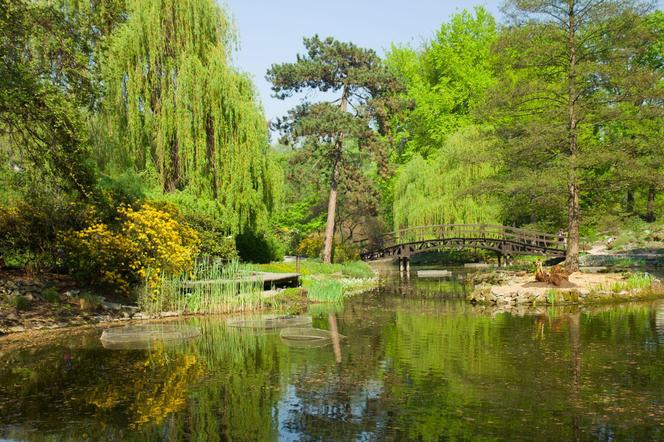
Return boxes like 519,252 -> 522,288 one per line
303,279 -> 345,303
139,259 -> 263,316
11,295 -> 31,311
607,272 -> 656,293
42,287 -> 59,303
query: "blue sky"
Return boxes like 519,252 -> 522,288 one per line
223,0 -> 502,124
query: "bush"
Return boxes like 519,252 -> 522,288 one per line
62,203 -> 200,295
181,212 -> 238,261
235,230 -> 284,264
333,242 -> 360,263
297,232 -> 324,258
0,192 -> 95,271
296,232 -> 359,263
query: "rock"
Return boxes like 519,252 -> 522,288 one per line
63,290 -> 80,298
160,311 -> 180,318
101,300 -> 123,311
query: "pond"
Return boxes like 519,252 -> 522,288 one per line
1,267 -> 664,441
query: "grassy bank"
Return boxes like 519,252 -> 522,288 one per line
250,259 -> 377,303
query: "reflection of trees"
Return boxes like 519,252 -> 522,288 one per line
2,300 -> 664,440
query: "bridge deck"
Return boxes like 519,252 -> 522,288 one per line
356,224 -> 566,261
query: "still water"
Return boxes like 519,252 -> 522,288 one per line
1,268 -> 664,441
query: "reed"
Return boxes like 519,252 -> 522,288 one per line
139,259 -> 264,316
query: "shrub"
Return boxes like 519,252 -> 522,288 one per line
182,212 -> 238,261
42,287 -> 60,303
63,203 -> 200,295
333,242 -> 360,263
297,231 -> 324,258
235,230 -> 284,264
0,192 -> 96,271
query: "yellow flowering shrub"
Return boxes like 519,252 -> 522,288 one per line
63,203 -> 200,294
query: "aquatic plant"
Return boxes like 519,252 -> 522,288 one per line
139,259 -> 263,315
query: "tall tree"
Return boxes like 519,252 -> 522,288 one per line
267,36 -> 400,263
489,0 -> 654,271
385,7 -> 497,163
0,0 -> 96,196
604,10 -> 664,222
101,0 -> 278,233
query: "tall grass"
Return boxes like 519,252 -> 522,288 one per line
303,276 -> 377,303
594,272 -> 657,294
250,259 -> 374,279
139,259 -> 264,316
304,279 -> 345,303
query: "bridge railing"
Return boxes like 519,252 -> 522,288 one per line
355,224 -> 565,254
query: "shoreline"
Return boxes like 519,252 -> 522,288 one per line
467,270 -> 664,306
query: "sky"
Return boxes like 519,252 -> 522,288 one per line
223,0 -> 502,124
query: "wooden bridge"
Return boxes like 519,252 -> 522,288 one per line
356,224 -> 566,267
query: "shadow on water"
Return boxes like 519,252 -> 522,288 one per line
1,265 -> 664,441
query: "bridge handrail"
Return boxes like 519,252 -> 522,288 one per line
354,223 -> 565,251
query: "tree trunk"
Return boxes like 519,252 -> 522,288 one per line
322,85 -> 350,264
646,185 -> 656,222
322,150 -> 341,264
206,116 -> 218,199
566,1 -> 580,273
165,135 -> 180,192
626,189 -> 634,213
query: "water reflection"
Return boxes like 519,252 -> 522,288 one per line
1,268 -> 664,441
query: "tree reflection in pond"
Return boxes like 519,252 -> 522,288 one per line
1,275 -> 664,441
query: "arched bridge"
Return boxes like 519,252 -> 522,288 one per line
356,224 -> 566,264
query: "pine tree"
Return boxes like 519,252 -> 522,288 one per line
267,36 -> 400,263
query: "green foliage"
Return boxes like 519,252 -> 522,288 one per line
42,287 -> 60,304
297,232 -> 324,258
0,191 -> 95,271
385,7 -> 497,162
100,0 -> 279,233
139,259 -> 264,315
235,231 -> 284,264
393,126 -> 500,230
268,35 -> 404,262
10,295 -> 31,311
302,278 -> 345,302
333,242 -> 360,263
0,0 -> 96,196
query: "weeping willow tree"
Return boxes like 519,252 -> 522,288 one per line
99,0 -> 278,232
393,126 -> 500,230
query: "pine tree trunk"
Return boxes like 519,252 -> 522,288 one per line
646,185 -> 656,222
565,0 -> 580,272
322,85 -> 349,264
322,149 -> 341,264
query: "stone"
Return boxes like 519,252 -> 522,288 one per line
63,290 -> 80,298
101,301 -> 123,311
